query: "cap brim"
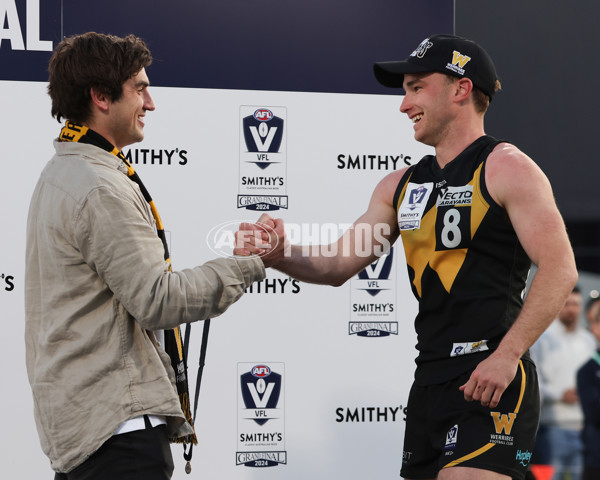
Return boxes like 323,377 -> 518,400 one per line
374,60 -> 432,88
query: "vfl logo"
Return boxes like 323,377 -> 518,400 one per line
241,365 -> 282,426
490,412 -> 517,435
397,182 -> 432,231
408,185 -> 428,210
444,424 -> 458,450
243,108 -> 284,169
411,38 -> 433,58
357,248 -> 394,296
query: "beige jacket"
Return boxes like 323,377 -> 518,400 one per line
25,141 -> 265,473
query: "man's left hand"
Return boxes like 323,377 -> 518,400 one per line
459,352 -> 519,408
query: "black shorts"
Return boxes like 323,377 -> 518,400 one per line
401,359 -> 539,480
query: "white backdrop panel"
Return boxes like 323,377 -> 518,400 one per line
0,80 -> 434,479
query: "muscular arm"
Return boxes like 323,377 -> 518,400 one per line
271,168 -> 406,286
462,144 -> 577,407
490,145 -> 577,359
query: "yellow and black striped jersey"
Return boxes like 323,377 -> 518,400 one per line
394,136 -> 531,385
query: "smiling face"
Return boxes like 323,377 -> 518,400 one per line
105,68 -> 155,150
400,72 -> 458,147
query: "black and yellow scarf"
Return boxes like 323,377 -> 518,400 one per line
59,121 -> 197,446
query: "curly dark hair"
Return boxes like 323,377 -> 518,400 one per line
48,32 -> 152,123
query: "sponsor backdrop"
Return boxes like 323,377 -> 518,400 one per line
1,1 -> 451,478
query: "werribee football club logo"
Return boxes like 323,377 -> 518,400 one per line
238,106 -> 288,211
446,50 -> 471,76
488,411 -> 517,446
237,362 -> 287,468
349,248 -> 398,337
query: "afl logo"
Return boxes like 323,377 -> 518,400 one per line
252,365 -> 271,377
254,109 -> 273,122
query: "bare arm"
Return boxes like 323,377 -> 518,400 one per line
489,145 -> 577,360
239,168 -> 407,286
461,143 -> 577,407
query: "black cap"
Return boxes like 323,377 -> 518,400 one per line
374,34 -> 499,100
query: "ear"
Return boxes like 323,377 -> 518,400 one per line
90,87 -> 110,113
454,78 -> 473,102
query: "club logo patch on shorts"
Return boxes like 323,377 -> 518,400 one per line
489,412 -> 516,446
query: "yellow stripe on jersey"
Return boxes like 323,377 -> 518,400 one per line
470,162 -> 489,240
402,206 -> 438,298
399,162 -> 490,296
429,246 -> 468,295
